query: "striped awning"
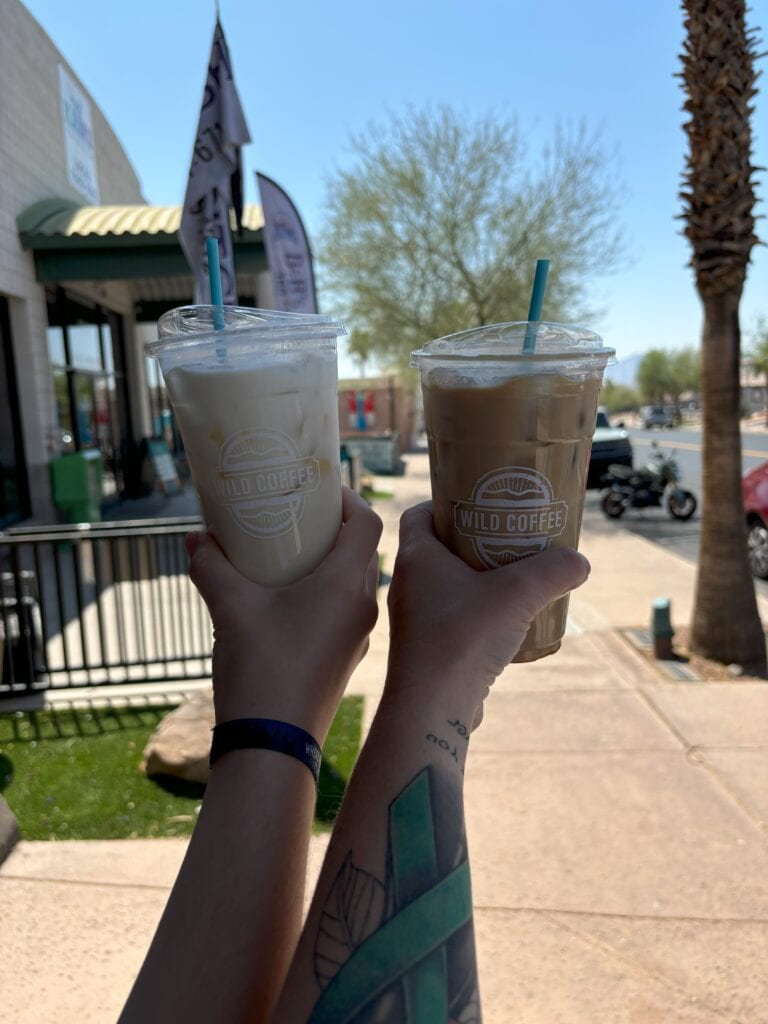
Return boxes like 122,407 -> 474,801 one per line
18,199 -> 264,248
16,199 -> 266,294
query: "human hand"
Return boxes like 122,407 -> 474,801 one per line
385,502 -> 590,718
186,488 -> 382,742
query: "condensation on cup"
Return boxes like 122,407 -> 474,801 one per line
147,306 -> 345,586
411,322 -> 614,662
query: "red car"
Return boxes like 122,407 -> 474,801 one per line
743,461 -> 768,578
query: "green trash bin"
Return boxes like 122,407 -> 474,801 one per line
50,450 -> 104,523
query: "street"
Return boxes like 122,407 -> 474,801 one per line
585,422 -> 768,595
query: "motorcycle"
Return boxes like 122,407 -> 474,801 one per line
600,444 -> 697,521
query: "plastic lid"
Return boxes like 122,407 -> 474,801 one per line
410,321 -> 614,364
147,305 -> 345,356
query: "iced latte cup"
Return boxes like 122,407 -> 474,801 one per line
412,322 -> 613,662
147,306 -> 344,586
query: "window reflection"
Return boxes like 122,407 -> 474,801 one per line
52,369 -> 75,451
47,327 -> 66,367
69,324 -> 102,371
101,323 -> 114,374
73,373 -> 96,447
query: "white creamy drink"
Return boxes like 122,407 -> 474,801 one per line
149,306 -> 344,587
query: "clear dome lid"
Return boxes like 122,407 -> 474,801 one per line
411,321 -> 614,364
147,305 -> 345,357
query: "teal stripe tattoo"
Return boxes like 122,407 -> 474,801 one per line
389,771 -> 448,1021
308,861 -> 471,1023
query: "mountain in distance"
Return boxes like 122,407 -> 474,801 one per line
603,352 -> 643,388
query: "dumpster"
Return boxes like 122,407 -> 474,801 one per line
50,450 -> 104,523
340,433 -> 403,475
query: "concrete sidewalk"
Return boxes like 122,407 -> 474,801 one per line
2,452 -> 767,1023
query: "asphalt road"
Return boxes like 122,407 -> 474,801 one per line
584,422 -> 768,595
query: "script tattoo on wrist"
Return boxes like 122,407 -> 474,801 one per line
425,718 -> 471,771
426,732 -> 461,769
448,719 -> 471,741
309,767 -> 481,1023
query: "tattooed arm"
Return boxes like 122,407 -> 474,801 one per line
120,490 -> 381,1024
273,502 -> 590,1023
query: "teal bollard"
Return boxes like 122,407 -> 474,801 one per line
651,598 -> 674,659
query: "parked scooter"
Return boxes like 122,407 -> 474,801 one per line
600,443 -> 697,520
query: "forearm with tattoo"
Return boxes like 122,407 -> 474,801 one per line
309,766 -> 479,1022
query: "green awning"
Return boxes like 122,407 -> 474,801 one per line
17,199 -> 266,285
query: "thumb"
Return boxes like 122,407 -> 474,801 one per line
493,546 -> 590,621
186,532 -> 242,608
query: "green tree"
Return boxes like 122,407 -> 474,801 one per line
636,349 -> 672,403
746,315 -> 768,424
748,315 -> 768,375
600,380 -> 640,415
319,106 -> 624,367
669,348 -> 700,402
680,0 -> 766,672
637,346 -> 699,405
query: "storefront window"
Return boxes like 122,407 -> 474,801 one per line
101,322 -> 114,374
47,326 -> 66,367
51,368 -> 74,451
46,289 -> 130,503
0,296 -> 30,526
73,373 -> 96,448
68,324 -> 102,372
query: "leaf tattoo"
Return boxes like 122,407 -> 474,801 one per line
314,853 -> 386,990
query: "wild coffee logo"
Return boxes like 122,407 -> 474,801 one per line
454,467 -> 568,568
215,428 -> 320,538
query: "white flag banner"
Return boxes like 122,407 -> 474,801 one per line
179,19 -> 251,305
256,172 -> 318,313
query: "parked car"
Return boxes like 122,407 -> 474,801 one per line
743,460 -> 768,577
642,405 -> 680,429
588,408 -> 633,488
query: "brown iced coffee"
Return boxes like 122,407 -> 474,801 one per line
412,322 -> 613,662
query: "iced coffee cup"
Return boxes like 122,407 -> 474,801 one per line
147,306 -> 344,586
411,322 -> 614,662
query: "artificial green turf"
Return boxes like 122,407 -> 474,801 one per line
0,696 -> 363,840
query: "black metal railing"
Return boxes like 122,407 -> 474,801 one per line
0,518 -> 212,696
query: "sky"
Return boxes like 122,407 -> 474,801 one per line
21,0 -> 768,377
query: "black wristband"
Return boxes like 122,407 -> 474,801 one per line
209,718 -> 322,784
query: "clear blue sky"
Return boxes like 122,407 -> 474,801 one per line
22,0 -> 768,375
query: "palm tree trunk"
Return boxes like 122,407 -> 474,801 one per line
692,293 -> 766,671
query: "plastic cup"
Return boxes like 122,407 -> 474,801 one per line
147,305 -> 345,586
411,322 -> 614,662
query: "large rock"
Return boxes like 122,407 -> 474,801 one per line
0,794 -> 20,864
141,689 -> 214,785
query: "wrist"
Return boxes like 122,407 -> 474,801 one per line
209,718 -> 322,784
380,668 -> 478,729
383,657 -> 477,716
212,673 -> 338,747
370,688 -> 474,777
212,647 -> 350,741
214,698 -> 335,747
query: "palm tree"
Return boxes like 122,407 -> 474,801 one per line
679,0 -> 766,671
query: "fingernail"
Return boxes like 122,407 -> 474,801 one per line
185,532 -> 202,558
577,552 -> 591,578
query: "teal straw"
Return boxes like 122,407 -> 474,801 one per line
206,236 -> 226,333
523,259 -> 550,353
